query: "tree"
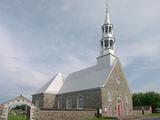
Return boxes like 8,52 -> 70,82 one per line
132,92 -> 160,113
14,105 -> 27,111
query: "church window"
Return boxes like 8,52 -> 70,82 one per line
105,26 -> 108,33
77,96 -> 84,109
110,40 -> 114,49
102,27 -> 105,33
66,97 -> 72,109
108,91 -> 112,102
109,26 -> 112,33
105,40 -> 109,49
58,99 -> 63,109
35,99 -> 39,107
101,41 -> 103,48
116,77 -> 120,85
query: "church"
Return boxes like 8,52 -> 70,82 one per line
32,2 -> 133,117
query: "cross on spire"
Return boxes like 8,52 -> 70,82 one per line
106,0 -> 109,13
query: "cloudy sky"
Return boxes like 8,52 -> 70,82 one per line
0,0 -> 160,103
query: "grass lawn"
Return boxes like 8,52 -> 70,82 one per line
8,113 -> 27,120
88,117 -> 117,120
144,113 -> 160,117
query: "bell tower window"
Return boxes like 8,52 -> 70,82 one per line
110,40 -> 114,49
99,1 -> 116,57
105,26 -> 108,33
101,41 -> 103,49
109,26 -> 112,33
104,40 -> 109,49
102,27 -> 105,33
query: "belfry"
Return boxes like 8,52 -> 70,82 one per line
97,0 -> 116,67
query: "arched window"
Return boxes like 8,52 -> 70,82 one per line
108,91 -> 112,102
110,40 -> 114,49
101,41 -> 103,48
58,99 -> 63,109
104,40 -> 109,49
105,26 -> 108,33
35,99 -> 39,107
77,96 -> 84,109
116,76 -> 120,85
102,27 -> 105,33
109,26 -> 112,33
66,97 -> 72,109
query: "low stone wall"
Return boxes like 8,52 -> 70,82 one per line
35,110 -> 96,120
133,106 -> 152,115
133,110 -> 152,115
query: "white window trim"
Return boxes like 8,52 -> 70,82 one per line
66,97 -> 72,109
108,91 -> 112,102
35,99 -> 39,107
116,76 -> 120,85
58,99 -> 62,109
77,96 -> 84,109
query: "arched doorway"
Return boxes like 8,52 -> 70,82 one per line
116,98 -> 123,117
0,95 -> 38,120
8,104 -> 30,120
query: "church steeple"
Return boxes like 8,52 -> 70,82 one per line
104,0 -> 111,24
97,0 -> 116,67
100,0 -> 115,56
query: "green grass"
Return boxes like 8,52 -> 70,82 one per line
8,113 -> 27,120
144,113 -> 160,117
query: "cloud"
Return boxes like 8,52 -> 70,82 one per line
0,26 -> 49,93
119,36 -> 160,67
0,0 -> 160,102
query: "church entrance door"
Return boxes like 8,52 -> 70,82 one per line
116,99 -> 123,117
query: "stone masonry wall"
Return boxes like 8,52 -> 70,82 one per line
43,93 -> 56,109
35,110 -> 96,120
101,60 -> 133,117
32,89 -> 101,110
32,94 -> 44,108
56,88 -> 102,109
32,93 -> 56,109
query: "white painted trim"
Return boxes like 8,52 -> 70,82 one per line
66,96 -> 72,109
102,58 -> 118,87
117,59 -> 132,94
76,95 -> 84,109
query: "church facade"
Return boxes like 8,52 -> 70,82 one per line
32,3 -> 133,117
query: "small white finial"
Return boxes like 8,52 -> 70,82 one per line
106,0 -> 109,12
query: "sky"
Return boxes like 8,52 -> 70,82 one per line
0,0 -> 160,103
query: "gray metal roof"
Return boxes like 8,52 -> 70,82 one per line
35,59 -> 117,95
59,63 -> 113,94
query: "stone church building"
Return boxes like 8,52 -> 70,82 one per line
32,3 -> 133,117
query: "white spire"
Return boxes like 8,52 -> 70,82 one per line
97,0 -> 116,67
104,0 -> 111,24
